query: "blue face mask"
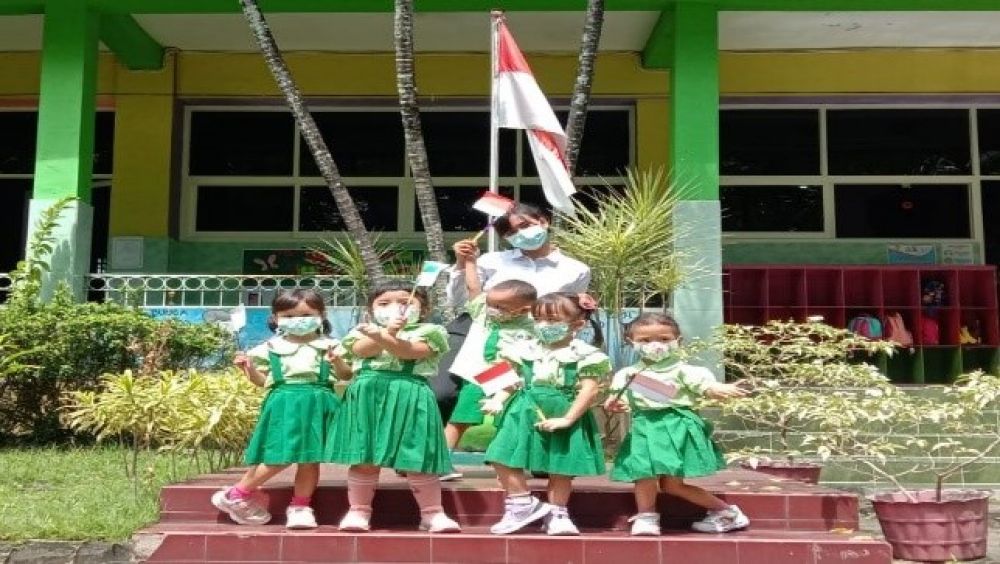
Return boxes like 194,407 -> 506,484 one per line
277,316 -> 322,336
535,321 -> 571,344
505,224 -> 549,251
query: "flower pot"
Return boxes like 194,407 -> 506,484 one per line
871,489 -> 990,562
740,461 -> 822,484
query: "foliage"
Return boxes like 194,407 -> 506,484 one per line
6,196 -> 74,308
310,235 -> 419,303
63,369 -> 262,485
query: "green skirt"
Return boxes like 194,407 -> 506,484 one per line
326,369 -> 453,474
484,386 -> 604,477
610,407 -> 726,482
244,383 -> 339,465
448,380 -> 485,425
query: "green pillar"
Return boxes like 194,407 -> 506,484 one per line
669,2 -> 723,376
27,0 -> 100,300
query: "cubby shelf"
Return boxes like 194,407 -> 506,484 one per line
723,265 -> 1000,383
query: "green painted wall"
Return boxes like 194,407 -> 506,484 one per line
723,242 -> 983,265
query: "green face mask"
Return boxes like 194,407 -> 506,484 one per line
277,316 -> 322,336
535,321 -> 570,344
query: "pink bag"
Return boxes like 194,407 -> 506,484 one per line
884,313 -> 914,347
920,317 -> 940,345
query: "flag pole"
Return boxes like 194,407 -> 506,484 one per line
488,11 -> 502,253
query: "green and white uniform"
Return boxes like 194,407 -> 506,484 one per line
326,323 -> 453,474
243,336 -> 340,465
609,359 -> 726,482
448,294 -> 535,425
484,339 -> 609,476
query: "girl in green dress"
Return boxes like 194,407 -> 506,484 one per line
483,293 -> 610,536
212,289 -> 351,530
326,281 -> 461,533
605,312 -> 750,536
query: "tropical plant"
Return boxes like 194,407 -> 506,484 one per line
6,196 -> 74,307
237,0 -> 386,286
564,0 -> 605,174
309,234 -> 419,305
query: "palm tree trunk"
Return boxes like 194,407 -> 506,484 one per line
393,0 -> 447,266
238,0 -> 387,286
564,0 -> 605,174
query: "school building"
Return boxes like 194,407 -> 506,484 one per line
1,1 -> 998,379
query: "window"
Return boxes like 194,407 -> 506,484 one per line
721,185 -> 823,232
182,106 -> 633,238
977,110 -> 1000,175
834,184 -> 970,239
721,110 -> 820,175
0,110 -> 115,175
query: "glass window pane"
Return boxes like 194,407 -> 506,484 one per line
827,110 -> 970,175
189,111 -> 294,176
300,186 -> 399,232
422,111 -> 516,176
720,110 -> 820,175
0,179 -> 31,273
518,183 -> 624,215
518,185 -> 552,215
93,111 -> 115,175
721,185 -> 824,232
522,110 -> 631,177
414,186 -> 514,232
977,110 -> 1000,175
300,112 -> 404,177
0,112 -> 37,174
196,185 -> 293,231
834,184 -> 970,238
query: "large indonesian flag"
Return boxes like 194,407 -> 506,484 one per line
494,18 -> 577,216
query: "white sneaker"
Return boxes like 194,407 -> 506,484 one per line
286,505 -> 318,530
489,496 -> 552,535
628,512 -> 661,536
543,507 -> 580,536
211,488 -> 271,525
691,505 -> 750,533
338,509 -> 372,532
440,472 -> 463,482
419,512 -> 462,533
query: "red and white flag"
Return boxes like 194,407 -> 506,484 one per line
474,361 -> 521,397
629,372 -> 680,404
492,15 -> 577,216
473,191 -> 516,217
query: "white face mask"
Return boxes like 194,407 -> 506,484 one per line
276,316 -> 323,336
373,304 -> 420,326
635,340 -> 679,363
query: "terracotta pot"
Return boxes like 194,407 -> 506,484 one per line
740,461 -> 822,484
871,489 -> 990,562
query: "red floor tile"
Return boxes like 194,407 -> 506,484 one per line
204,534 -> 281,562
736,540 -> 815,564
355,534 -> 431,562
430,535 -> 508,563
660,537 -> 740,563
144,534 -> 207,562
280,533 -> 356,562
583,537 -> 661,563
812,541 -> 894,563
507,536 -> 585,564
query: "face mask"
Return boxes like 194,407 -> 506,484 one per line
373,304 -> 420,326
486,306 -> 526,324
535,321 -> 571,344
505,224 -> 549,251
635,340 -> 679,363
277,316 -> 322,336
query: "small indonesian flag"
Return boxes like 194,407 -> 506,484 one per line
474,361 -> 521,397
629,372 -> 679,404
473,191 -> 516,217
228,304 -> 247,333
493,16 -> 576,216
414,261 -> 449,287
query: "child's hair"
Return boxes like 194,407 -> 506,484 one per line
626,312 -> 682,339
488,279 -> 538,303
493,202 -> 552,237
367,280 -> 431,321
533,292 -> 604,348
267,289 -> 332,334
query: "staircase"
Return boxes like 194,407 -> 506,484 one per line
134,466 -> 891,563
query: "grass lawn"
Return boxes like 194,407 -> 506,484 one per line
0,447 -> 203,542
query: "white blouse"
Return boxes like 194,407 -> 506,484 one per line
445,248 -> 591,307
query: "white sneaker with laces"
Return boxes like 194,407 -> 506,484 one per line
543,507 -> 580,536
489,496 -> 552,535
285,505 -> 318,529
691,505 -> 750,533
211,488 -> 271,525
338,509 -> 372,532
628,512 -> 661,536
419,512 -> 462,533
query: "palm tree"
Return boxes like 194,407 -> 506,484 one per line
238,0 -> 387,286
393,0 -> 448,267
563,0 -> 605,174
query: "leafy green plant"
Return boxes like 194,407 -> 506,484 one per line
6,196 -> 74,308
310,234 -> 418,301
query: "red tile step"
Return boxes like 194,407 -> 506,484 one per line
160,468 -> 859,532
135,522 -> 891,563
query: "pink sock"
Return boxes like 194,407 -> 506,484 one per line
347,467 -> 379,513
290,495 -> 311,507
406,473 -> 443,516
228,485 -> 253,501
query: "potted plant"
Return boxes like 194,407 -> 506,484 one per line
711,318 -> 897,484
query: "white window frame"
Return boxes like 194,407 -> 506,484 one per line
179,103 -> 634,244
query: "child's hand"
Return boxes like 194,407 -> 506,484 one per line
233,353 -> 252,372
384,317 -> 406,336
357,323 -> 383,339
706,381 -> 749,400
326,346 -> 341,363
535,417 -> 573,432
480,396 -> 506,415
453,240 -> 480,265
603,397 -> 630,413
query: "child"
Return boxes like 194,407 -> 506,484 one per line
443,278 -> 537,478
482,292 -> 609,536
213,289 -> 350,529
604,312 -> 750,536
325,281 -> 461,533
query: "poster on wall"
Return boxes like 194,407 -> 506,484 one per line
887,244 -> 937,265
940,243 -> 976,265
